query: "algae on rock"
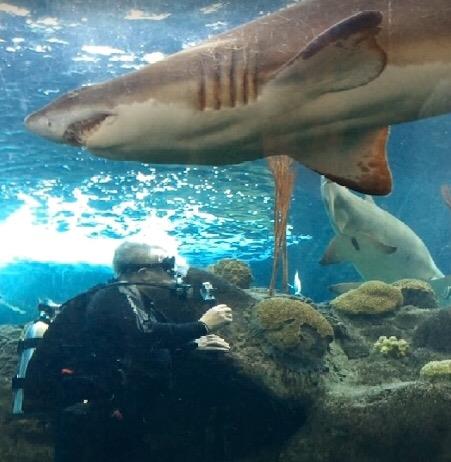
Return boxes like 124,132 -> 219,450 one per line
255,297 -> 333,364
208,258 -> 253,289
331,281 -> 403,315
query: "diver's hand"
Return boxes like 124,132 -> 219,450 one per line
195,334 -> 230,351
199,304 -> 233,332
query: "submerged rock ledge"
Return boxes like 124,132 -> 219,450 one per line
1,269 -> 450,462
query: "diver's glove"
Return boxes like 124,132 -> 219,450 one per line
199,304 -> 233,332
195,334 -> 230,351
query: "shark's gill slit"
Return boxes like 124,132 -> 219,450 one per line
230,49 -> 237,107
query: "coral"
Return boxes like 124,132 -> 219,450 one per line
391,279 -> 437,308
413,309 -> 451,352
420,360 -> 451,381
208,258 -> 253,289
374,335 -> 410,358
255,297 -> 333,361
330,281 -> 403,315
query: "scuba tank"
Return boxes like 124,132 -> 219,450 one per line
11,301 -> 59,415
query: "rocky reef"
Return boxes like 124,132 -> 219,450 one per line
0,271 -> 450,462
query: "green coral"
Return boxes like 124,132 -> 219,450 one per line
374,335 -> 410,358
255,297 -> 333,357
420,360 -> 451,382
330,281 -> 403,315
391,279 -> 437,309
208,258 -> 253,289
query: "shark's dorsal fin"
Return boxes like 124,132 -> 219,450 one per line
364,195 -> 376,204
270,11 -> 386,93
262,11 -> 391,195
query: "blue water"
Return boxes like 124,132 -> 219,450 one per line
0,0 -> 450,323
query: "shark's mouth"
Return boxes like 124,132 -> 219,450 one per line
63,113 -> 113,146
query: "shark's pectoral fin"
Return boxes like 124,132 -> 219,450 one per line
320,235 -> 353,265
270,10 -> 386,93
289,126 -> 392,195
328,282 -> 363,296
364,195 -> 376,204
360,233 -> 397,254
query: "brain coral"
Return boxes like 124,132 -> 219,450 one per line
391,279 -> 437,308
420,360 -> 451,382
209,258 -> 253,289
330,281 -> 403,315
255,297 -> 333,360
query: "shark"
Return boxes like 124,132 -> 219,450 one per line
320,177 -> 451,300
25,0 -> 451,195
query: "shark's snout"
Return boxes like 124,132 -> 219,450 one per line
25,111 -> 52,138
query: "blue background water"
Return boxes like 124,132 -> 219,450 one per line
0,0 -> 450,323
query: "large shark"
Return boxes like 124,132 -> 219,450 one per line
25,0 -> 451,195
320,178 -> 451,300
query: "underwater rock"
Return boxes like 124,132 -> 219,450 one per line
330,281 -> 403,315
1,271 -> 451,462
280,381 -> 451,462
392,279 -> 438,308
208,258 -> 253,289
413,309 -> 451,352
254,298 -> 334,365
420,360 -> 451,382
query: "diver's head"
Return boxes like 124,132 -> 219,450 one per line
113,241 -> 175,285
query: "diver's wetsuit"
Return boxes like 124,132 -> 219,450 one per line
54,283 -> 207,462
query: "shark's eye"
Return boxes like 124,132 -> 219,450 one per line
47,121 -> 52,127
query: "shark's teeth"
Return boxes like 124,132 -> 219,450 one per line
63,113 -> 112,146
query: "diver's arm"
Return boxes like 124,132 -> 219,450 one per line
143,320 -> 208,348
142,303 -> 233,348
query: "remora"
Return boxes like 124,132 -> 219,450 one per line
25,0 -> 451,195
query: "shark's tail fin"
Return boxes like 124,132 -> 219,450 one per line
430,275 -> 451,305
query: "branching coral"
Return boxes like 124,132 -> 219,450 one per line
374,335 -> 410,358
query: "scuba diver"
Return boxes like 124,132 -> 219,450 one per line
53,240 -> 233,462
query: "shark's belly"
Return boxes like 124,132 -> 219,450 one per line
353,250 -> 443,283
87,100 -> 264,164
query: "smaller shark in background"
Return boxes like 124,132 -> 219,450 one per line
320,178 -> 451,301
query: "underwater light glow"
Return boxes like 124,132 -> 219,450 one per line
0,192 -> 187,271
0,3 -> 30,17
125,10 -> 171,21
